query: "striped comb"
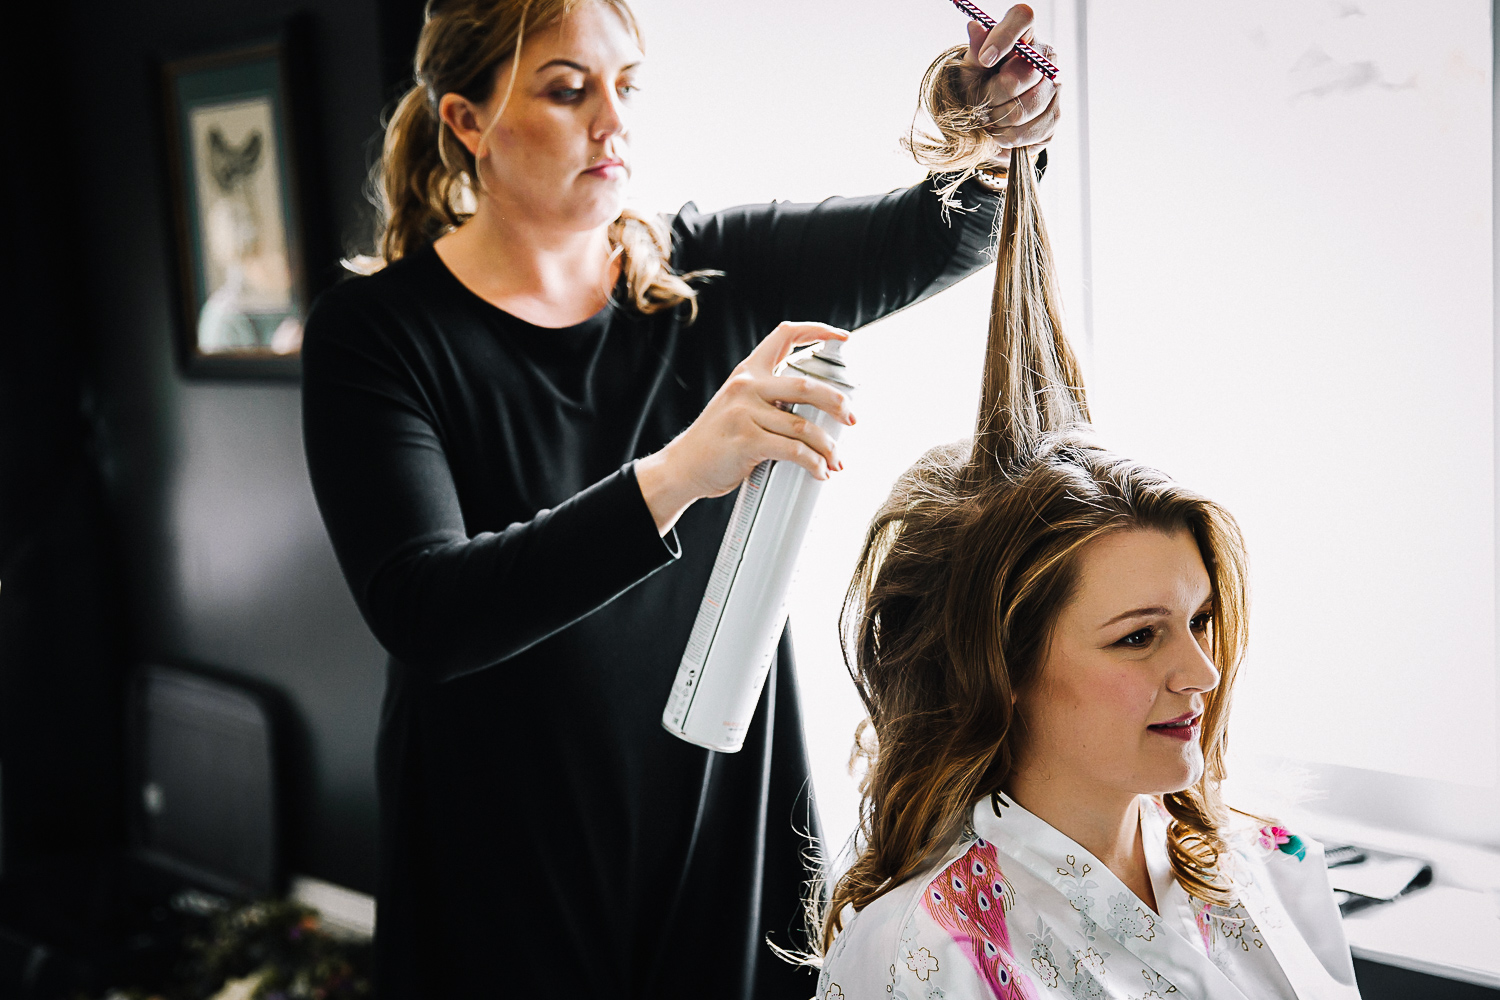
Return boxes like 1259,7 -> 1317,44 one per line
946,0 -> 1059,80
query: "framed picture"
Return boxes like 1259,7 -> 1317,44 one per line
163,40 -> 306,377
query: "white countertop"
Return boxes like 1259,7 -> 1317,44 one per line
1342,885 -> 1500,989
1300,813 -> 1500,989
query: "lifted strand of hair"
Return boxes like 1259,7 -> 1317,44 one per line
904,45 -> 1008,212
970,144 -> 1089,480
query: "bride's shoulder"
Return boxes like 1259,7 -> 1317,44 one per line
821,829 -> 1020,1000
822,854 -> 942,977
1224,814 -> 1323,868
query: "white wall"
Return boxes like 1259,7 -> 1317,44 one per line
627,0 -> 1500,858
1080,0 -> 1498,842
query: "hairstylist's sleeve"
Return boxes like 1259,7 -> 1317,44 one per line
670,173 -> 1002,343
300,284 -> 679,684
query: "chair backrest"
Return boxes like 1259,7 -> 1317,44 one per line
128,664 -> 281,897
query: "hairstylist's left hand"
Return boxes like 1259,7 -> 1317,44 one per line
963,3 -> 1060,149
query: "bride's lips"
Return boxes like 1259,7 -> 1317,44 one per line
583,158 -> 626,179
1147,711 -> 1201,742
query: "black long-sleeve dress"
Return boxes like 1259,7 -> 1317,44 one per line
301,175 -> 1000,998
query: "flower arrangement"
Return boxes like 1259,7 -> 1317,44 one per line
92,898 -> 371,1000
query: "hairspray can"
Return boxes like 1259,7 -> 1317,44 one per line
662,340 -> 856,752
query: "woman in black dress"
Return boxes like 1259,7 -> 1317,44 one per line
301,0 -> 1059,995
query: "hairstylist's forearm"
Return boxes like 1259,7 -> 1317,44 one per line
636,447 -> 698,536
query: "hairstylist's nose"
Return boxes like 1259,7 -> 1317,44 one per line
592,90 -> 627,142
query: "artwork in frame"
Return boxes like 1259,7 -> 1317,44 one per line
163,41 -> 306,377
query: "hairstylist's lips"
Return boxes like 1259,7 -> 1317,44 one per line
583,157 -> 626,180
1147,711 -> 1201,742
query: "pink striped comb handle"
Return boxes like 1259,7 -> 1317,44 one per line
946,0 -> 1059,80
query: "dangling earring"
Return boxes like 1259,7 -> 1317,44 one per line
454,172 -> 478,215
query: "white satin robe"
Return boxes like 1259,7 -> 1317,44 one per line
820,794 -> 1360,1000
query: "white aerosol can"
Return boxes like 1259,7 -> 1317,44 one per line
662,340 -> 856,752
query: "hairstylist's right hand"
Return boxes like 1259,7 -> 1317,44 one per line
635,321 -> 856,535
963,3 -> 1059,150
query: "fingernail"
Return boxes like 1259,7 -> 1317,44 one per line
849,413 -> 858,425
980,45 -> 1000,67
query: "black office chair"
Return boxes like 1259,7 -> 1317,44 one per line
0,663 -> 286,997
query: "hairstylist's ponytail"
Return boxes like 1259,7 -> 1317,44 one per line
378,83 -> 467,264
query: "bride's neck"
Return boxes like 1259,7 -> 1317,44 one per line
1005,775 -> 1158,913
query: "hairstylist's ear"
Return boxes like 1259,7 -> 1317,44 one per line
438,93 -> 486,157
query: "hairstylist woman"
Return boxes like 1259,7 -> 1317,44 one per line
301,1 -> 1058,995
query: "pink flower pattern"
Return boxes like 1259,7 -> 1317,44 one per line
1256,826 -> 1292,853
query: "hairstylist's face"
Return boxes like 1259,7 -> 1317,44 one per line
442,2 -> 641,232
1012,528 -> 1221,806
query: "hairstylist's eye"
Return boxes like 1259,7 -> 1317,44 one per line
1116,626 -> 1155,649
549,85 -> 585,103
617,82 -> 639,98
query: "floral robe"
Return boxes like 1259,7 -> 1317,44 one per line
820,794 -> 1360,1000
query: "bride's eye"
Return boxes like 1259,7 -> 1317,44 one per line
1117,626 -> 1155,648
1190,612 -> 1213,633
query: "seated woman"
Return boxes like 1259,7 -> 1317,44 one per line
816,51 -> 1360,1000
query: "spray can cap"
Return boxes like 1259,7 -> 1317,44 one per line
814,338 -> 846,365
787,337 -> 855,391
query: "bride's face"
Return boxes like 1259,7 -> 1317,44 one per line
1014,527 -> 1221,801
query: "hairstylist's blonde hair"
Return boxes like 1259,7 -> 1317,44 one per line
372,0 -> 704,317
821,47 -> 1251,952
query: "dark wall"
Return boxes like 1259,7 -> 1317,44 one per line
0,0 -> 428,893
0,6 -> 128,872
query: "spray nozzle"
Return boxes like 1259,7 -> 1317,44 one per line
814,338 -> 847,365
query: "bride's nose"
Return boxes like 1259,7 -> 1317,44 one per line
1167,633 -> 1221,695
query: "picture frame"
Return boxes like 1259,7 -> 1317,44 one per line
163,39 -> 306,378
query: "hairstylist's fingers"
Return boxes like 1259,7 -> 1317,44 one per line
983,43 -> 1046,102
968,4 -> 1034,70
756,429 -> 831,481
757,372 -> 854,425
967,20 -> 989,62
745,321 -> 849,373
991,86 -> 1060,149
752,405 -> 841,471
986,75 -> 1056,129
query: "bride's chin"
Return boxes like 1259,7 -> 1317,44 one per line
1139,756 -> 1205,797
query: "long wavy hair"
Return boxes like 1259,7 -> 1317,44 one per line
367,0 -> 706,317
820,50 -> 1251,952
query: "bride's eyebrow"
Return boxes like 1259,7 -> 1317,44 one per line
1100,606 -> 1170,628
